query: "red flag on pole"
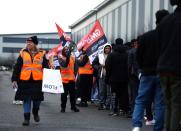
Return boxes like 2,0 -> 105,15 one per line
76,20 -> 108,62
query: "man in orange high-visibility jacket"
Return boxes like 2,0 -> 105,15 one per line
77,48 -> 93,107
59,46 -> 79,113
11,36 -> 49,126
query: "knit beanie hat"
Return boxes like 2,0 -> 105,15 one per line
27,36 -> 38,45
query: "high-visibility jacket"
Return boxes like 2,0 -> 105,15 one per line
19,49 -> 45,80
60,56 -> 75,83
79,59 -> 93,75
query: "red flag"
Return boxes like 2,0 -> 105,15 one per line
77,20 -> 106,51
46,23 -> 69,59
76,20 -> 107,63
55,23 -> 71,43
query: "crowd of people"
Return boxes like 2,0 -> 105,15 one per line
11,0 -> 181,131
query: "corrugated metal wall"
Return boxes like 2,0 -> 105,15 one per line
71,0 -> 174,44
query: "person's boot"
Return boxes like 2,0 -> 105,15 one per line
60,108 -> 65,113
32,108 -> 40,122
71,107 -> 80,112
22,113 -> 30,126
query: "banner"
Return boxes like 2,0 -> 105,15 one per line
77,20 -> 108,63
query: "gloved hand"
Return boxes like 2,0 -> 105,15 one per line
12,81 -> 18,90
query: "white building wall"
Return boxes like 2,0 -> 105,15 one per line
71,0 -> 174,43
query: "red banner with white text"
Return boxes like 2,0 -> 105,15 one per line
77,20 -> 108,62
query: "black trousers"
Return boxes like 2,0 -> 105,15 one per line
111,82 -> 130,113
61,81 -> 76,109
79,74 -> 93,103
129,75 -> 139,113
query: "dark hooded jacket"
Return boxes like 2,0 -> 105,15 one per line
105,45 -> 128,83
157,6 -> 181,75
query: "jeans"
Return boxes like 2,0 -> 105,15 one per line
160,76 -> 181,131
23,97 -> 41,113
91,82 -> 99,100
99,76 -> 107,105
132,75 -> 165,131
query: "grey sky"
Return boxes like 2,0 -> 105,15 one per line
0,0 -> 104,34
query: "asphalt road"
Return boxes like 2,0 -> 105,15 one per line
0,71 -> 153,131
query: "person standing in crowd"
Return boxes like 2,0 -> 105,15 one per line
59,46 -> 79,113
11,36 -> 49,126
157,0 -> 181,130
105,38 -> 129,116
128,39 -> 140,117
92,43 -> 112,110
132,10 -> 169,131
77,48 -> 93,107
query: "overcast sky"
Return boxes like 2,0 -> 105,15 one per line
0,0 -> 104,34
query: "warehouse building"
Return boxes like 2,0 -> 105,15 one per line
70,0 -> 174,44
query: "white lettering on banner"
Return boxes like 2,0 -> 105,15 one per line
77,41 -> 85,50
91,38 -> 105,51
43,84 -> 58,90
86,29 -> 101,44
98,45 -> 104,54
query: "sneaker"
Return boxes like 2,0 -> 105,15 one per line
108,112 -> 114,116
77,98 -> 81,102
112,113 -> 119,116
13,100 -> 16,104
145,119 -> 155,126
108,112 -> 119,116
77,102 -> 88,107
13,100 -> 23,105
132,127 -> 140,131
71,107 -> 80,112
144,116 -> 147,121
17,101 -> 23,105
98,105 -> 106,110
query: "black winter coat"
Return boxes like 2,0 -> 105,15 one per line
92,56 -> 101,78
157,6 -> 181,75
136,30 -> 159,75
11,49 -> 49,101
105,45 -> 128,84
128,48 -> 139,77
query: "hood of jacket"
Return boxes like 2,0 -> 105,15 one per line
103,43 -> 112,55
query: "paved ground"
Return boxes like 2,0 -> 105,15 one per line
0,71 -> 153,131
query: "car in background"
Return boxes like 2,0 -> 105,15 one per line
0,66 -> 9,71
